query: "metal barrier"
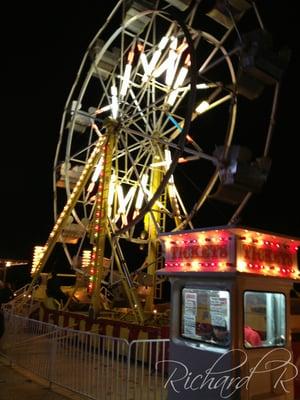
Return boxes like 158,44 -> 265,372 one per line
2,284 -> 40,315
1,312 -> 169,400
127,339 -> 169,400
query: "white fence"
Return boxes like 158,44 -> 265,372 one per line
1,312 -> 169,400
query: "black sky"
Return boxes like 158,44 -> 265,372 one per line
1,1 -> 299,260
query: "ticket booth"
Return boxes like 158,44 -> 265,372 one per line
158,226 -> 300,400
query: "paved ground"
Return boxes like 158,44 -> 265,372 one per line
0,354 -> 87,400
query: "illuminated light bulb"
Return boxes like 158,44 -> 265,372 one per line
141,36 -> 169,82
139,51 -> 149,75
115,185 -> 126,213
165,243 -> 173,254
31,245 -> 45,275
87,182 -> 95,194
164,149 -> 173,177
117,186 -> 135,217
178,157 -> 188,163
91,157 -> 104,183
218,262 -> 226,271
120,62 -> 133,97
167,56 -> 190,106
195,100 -> 209,114
111,85 -> 119,119
95,104 -> 111,115
196,83 -> 210,89
153,36 -> 178,83
158,36 -> 169,50
107,173 -> 116,206
121,213 -> 128,226
137,42 -> 144,53
191,261 -> 198,270
135,174 -> 149,209
165,37 -> 178,86
82,250 -> 91,268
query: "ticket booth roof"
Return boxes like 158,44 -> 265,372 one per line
158,225 -> 300,280
159,225 -> 300,246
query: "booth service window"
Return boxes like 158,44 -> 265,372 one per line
181,288 -> 230,347
244,291 -> 286,348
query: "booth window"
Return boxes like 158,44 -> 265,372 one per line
181,288 -> 230,347
244,291 -> 286,348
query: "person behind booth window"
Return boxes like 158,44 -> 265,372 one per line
46,272 -> 69,306
244,325 -> 262,347
212,323 -> 230,345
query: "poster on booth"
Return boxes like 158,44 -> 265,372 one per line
196,291 -> 211,324
210,296 -> 228,327
183,291 -> 197,336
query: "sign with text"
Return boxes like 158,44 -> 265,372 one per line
159,227 -> 300,278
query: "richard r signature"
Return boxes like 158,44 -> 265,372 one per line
156,348 -> 298,398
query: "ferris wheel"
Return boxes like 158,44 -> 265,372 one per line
47,0 -> 283,320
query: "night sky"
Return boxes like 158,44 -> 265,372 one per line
1,1 -> 298,261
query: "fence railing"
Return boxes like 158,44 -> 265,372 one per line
2,284 -> 40,315
1,312 -> 169,400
